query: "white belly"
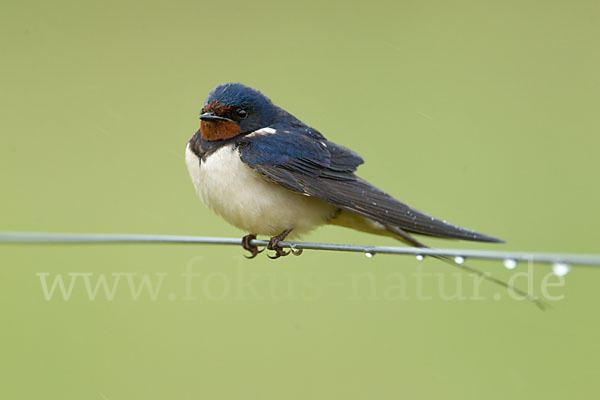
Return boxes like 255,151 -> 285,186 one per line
185,143 -> 337,237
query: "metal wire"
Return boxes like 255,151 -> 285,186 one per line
2,231 -> 600,267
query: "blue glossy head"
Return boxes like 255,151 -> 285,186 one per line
199,83 -> 278,141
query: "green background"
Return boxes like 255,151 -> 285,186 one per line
1,0 -> 599,398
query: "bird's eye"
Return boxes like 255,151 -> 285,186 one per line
237,109 -> 248,119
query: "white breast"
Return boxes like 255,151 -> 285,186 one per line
185,143 -> 337,237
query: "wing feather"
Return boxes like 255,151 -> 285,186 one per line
238,131 -> 502,243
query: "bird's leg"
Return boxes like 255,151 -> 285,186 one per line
267,228 -> 294,259
242,233 -> 263,259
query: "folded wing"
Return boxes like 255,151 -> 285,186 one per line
238,130 -> 502,243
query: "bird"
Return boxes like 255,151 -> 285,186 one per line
185,82 -> 503,258
185,83 -> 546,308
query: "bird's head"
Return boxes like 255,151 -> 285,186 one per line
199,83 -> 278,141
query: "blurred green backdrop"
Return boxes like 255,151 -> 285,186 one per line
1,0 -> 599,399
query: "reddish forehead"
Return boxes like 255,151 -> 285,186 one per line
203,101 -> 234,115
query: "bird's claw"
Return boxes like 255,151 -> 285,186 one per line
241,234 -> 264,259
267,237 -> 290,259
242,229 -> 301,259
266,228 -> 294,259
267,247 -> 290,259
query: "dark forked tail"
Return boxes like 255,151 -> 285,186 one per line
385,225 -> 547,310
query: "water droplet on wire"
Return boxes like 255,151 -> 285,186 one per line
503,259 -> 517,270
552,262 -> 570,277
289,243 -> 303,256
454,256 -> 465,264
365,252 -> 374,258
416,255 -> 424,261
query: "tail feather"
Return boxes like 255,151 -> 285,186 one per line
385,225 -> 547,310
329,211 -> 545,309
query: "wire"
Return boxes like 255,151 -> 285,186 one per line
2,231 -> 600,267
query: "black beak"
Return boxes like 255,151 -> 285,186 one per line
199,112 -> 235,123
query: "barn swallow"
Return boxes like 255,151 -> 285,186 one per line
185,83 -> 503,260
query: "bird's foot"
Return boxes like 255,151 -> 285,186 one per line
267,228 -> 294,259
242,234 -> 264,259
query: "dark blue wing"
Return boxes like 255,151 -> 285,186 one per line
238,130 -> 501,243
238,131 -> 363,182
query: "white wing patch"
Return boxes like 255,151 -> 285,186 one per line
245,127 -> 277,138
